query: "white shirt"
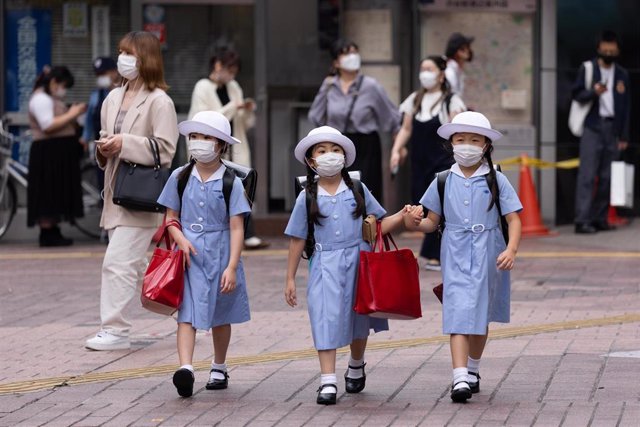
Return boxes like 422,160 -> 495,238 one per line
317,179 -> 348,197
399,91 -> 466,123
28,91 -> 55,130
598,65 -> 615,118
191,164 -> 226,183
450,162 -> 490,178
445,59 -> 465,97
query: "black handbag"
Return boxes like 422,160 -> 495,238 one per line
112,137 -> 171,212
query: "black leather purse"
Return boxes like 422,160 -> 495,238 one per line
112,137 -> 171,212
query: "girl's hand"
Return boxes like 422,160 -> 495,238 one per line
221,267 -> 237,294
284,278 -> 297,307
403,205 -> 423,229
177,237 -> 197,269
497,248 -> 516,270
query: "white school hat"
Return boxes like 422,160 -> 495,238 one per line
178,111 -> 241,145
294,126 -> 356,167
437,111 -> 503,142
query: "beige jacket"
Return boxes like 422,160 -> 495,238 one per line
187,78 -> 255,166
97,85 -> 179,230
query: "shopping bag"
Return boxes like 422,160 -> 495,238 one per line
141,220 -> 185,316
610,161 -> 634,208
568,61 -> 593,137
354,221 -> 422,320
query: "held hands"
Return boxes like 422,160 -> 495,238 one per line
220,267 -> 237,294
403,205 -> 424,230
496,248 -> 516,270
284,278 -> 297,307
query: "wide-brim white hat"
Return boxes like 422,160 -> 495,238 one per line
178,111 -> 241,145
294,126 -> 356,167
437,111 -> 503,142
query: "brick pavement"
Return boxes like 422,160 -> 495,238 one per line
0,222 -> 639,426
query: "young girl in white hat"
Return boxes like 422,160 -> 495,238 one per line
284,126 -> 410,405
405,112 -> 523,403
157,111 -> 251,398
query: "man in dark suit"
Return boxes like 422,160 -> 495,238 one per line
572,30 -> 630,234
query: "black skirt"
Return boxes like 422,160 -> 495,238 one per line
344,132 -> 383,202
27,136 -> 84,226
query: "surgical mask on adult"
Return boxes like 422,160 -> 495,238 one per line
452,144 -> 485,167
598,53 -> 617,65
188,139 -> 219,163
419,71 -> 439,89
54,87 -> 67,99
96,75 -> 112,89
117,54 -> 139,80
311,152 -> 345,177
339,53 -> 361,72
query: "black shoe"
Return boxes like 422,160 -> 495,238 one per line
316,383 -> 337,405
468,372 -> 480,394
450,381 -> 472,403
592,222 -> 616,231
205,368 -> 228,390
574,224 -> 597,234
39,228 -> 73,247
172,368 -> 195,398
344,363 -> 366,393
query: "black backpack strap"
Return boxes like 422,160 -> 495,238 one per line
484,171 -> 510,244
176,163 -> 192,208
436,170 -> 450,229
222,167 -> 235,213
443,93 -> 454,118
303,188 -> 315,259
351,179 -> 366,219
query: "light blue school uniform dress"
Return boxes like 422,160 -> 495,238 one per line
285,180 -> 389,350
157,165 -> 251,330
420,163 -> 523,335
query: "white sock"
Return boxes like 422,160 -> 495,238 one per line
179,364 -> 194,373
467,357 -> 480,383
452,367 -> 469,390
320,373 -> 337,394
347,357 -> 365,379
210,362 -> 227,380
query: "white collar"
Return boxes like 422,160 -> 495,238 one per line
191,164 -> 226,183
317,179 -> 348,196
450,162 -> 490,178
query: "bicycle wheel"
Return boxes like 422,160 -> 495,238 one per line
72,162 -> 103,239
0,179 -> 17,240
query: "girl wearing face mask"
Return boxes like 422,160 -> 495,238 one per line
284,126 -> 411,405
391,55 -> 466,271
309,39 -> 401,203
156,111 -> 251,398
85,31 -> 179,352
404,112 -> 522,403
28,65 -> 87,247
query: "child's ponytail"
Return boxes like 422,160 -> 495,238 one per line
177,158 -> 197,186
483,141 -> 499,211
305,164 -> 326,226
341,168 -> 365,219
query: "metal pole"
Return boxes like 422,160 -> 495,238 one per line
253,0 -> 268,215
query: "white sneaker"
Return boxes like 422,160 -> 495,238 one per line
85,330 -> 130,351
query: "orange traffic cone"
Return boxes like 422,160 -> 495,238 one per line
518,154 -> 553,237
608,205 -> 629,226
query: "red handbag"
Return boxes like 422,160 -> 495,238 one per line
141,219 -> 185,316
354,221 -> 422,320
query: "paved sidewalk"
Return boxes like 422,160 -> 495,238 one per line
1,222 -> 639,426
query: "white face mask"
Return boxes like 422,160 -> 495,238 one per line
311,152 -> 345,177
96,75 -> 112,89
339,53 -> 361,72
419,71 -> 439,90
54,87 -> 67,99
117,54 -> 139,80
188,139 -> 219,163
453,144 -> 485,167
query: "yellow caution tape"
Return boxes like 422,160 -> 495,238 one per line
496,156 -> 580,170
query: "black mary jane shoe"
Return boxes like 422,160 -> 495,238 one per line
468,372 -> 481,394
344,363 -> 366,394
316,383 -> 337,405
172,368 -> 195,398
205,368 -> 229,390
450,381 -> 472,403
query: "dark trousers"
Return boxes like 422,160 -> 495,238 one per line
574,119 -> 618,225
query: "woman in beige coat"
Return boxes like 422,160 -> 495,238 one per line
85,31 -> 178,351
188,47 -> 268,249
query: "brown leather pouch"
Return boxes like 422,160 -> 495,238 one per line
362,215 -> 377,246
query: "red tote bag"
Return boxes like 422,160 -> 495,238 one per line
354,221 -> 422,320
141,220 -> 185,316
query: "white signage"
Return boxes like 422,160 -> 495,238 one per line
63,3 -> 88,38
92,6 -> 110,58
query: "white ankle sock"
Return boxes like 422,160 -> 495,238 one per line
346,357 -> 365,379
180,364 -> 194,373
452,367 -> 469,390
210,362 -> 227,380
467,357 -> 480,383
320,373 -> 337,394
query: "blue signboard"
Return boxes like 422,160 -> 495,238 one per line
4,9 -> 52,112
